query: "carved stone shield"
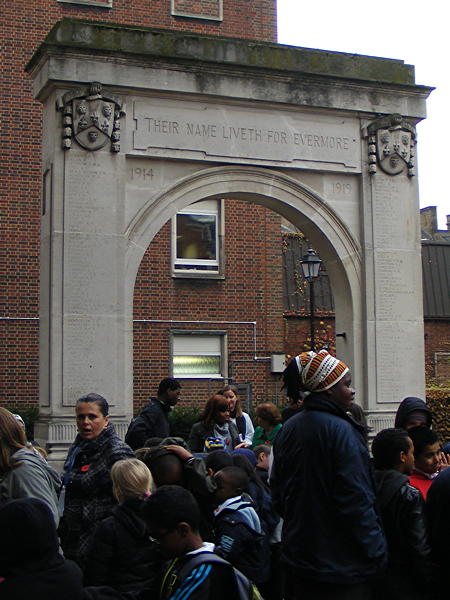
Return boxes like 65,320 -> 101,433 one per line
376,128 -> 411,175
367,114 -> 416,177
73,98 -> 115,151
57,82 -> 124,152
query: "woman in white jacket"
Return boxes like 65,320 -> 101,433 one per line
218,385 -> 254,447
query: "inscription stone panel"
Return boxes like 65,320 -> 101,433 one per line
61,151 -> 124,408
65,152 -> 121,234
62,315 -> 119,405
372,178 -> 417,249
369,172 -> 424,406
63,233 -> 120,314
373,251 -> 422,321
375,321 -> 424,403
133,99 -> 361,172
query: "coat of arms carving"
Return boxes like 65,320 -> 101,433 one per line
367,114 -> 416,177
57,82 -> 124,152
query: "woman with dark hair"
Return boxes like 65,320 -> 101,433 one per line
59,393 -> 134,570
251,403 -> 282,448
188,394 -> 240,452
218,385 -> 254,446
0,407 -> 61,525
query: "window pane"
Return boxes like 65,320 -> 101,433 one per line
174,335 -> 221,353
173,355 -> 221,376
176,213 -> 217,261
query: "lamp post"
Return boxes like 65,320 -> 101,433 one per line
300,248 -> 322,351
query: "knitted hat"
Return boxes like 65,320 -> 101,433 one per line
295,349 -> 349,392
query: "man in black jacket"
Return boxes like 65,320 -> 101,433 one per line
372,428 -> 433,600
125,378 -> 181,450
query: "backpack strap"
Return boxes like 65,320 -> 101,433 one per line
179,550 -> 230,571
236,415 -> 247,438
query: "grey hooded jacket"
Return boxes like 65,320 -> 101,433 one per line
0,448 -> 61,525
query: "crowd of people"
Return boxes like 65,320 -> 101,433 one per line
0,350 -> 449,600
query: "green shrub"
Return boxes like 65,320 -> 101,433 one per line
169,406 -> 200,441
2,405 -> 40,440
426,387 -> 450,442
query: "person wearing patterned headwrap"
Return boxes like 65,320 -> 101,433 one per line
271,350 -> 387,600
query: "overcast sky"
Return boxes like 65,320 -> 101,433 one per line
277,0 -> 449,228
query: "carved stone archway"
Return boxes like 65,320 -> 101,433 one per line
28,20 -> 430,459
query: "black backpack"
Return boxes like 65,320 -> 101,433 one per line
161,551 -> 263,600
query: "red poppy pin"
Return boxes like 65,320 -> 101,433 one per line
81,464 -> 91,472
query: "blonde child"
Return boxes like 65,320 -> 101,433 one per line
84,458 -> 161,592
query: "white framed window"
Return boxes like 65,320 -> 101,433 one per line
171,331 -> 227,379
172,199 -> 224,277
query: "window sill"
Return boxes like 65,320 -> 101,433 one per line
173,375 -> 224,379
172,272 -> 225,281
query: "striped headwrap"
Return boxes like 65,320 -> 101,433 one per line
295,349 -> 349,392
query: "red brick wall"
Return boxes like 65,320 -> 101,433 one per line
0,1 -> 276,408
133,199 -> 285,410
424,320 -> 450,386
283,315 -> 450,391
283,315 -> 336,359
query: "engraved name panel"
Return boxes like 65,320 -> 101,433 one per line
65,152 -> 120,235
373,251 -> 421,322
375,321 -> 424,403
132,99 -> 361,171
62,315 -> 118,406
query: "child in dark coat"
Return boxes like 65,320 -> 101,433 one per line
0,498 -> 83,600
84,458 -> 161,592
213,466 -> 270,586
371,428 -> 433,600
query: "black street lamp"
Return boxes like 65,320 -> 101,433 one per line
300,248 -> 322,351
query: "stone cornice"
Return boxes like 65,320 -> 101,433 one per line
27,18 -> 432,92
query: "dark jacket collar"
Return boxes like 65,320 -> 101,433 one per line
303,392 -> 367,436
374,469 -> 409,508
145,397 -> 171,414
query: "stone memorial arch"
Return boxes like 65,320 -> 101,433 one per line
27,19 -> 432,458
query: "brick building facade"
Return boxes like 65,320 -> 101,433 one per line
133,199 -> 285,408
1,0 -> 277,410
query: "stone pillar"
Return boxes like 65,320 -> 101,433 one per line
35,84 -> 132,461
362,115 -> 425,433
